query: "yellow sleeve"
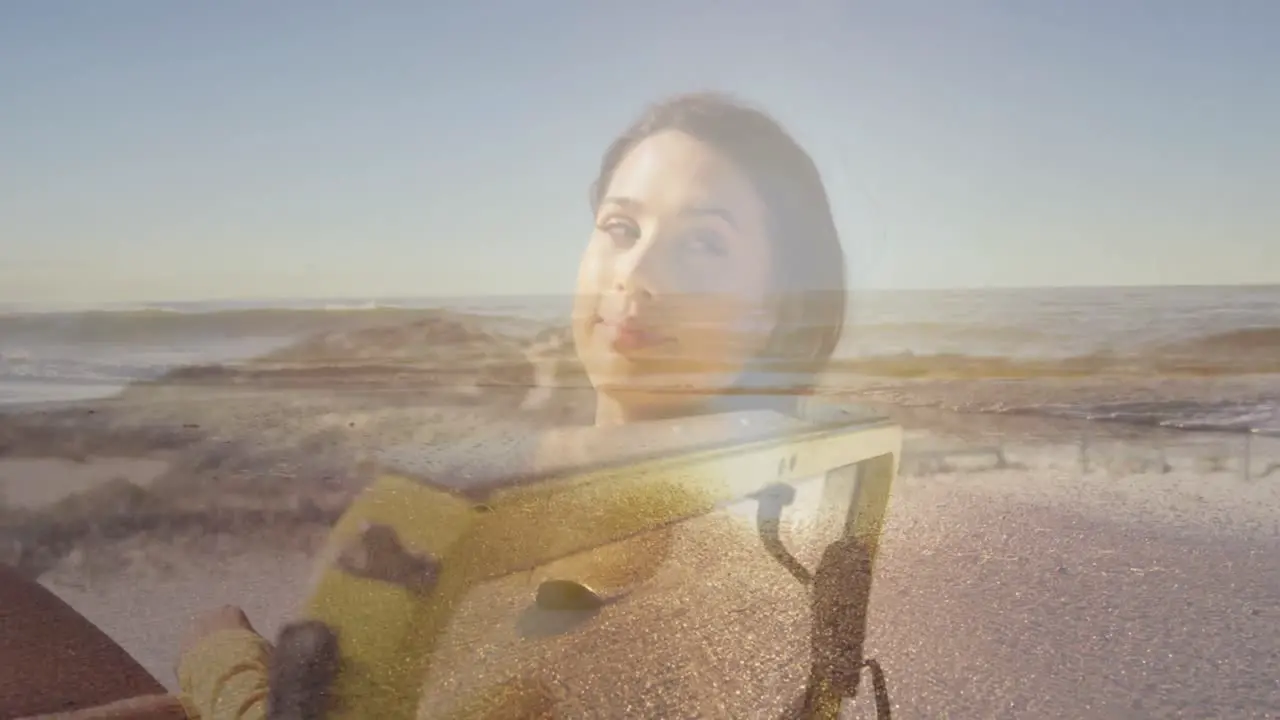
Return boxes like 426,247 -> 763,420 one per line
176,628 -> 271,720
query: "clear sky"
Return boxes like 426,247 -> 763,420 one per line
3,1 -> 1278,304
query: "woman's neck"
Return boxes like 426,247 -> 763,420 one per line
593,393 -> 711,427
593,389 -> 799,427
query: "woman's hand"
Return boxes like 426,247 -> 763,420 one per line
172,605 -> 273,720
176,605 -> 263,672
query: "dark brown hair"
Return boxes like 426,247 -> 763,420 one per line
589,91 -> 848,399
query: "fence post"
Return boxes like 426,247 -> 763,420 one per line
1244,432 -> 1252,483
1079,431 -> 1090,475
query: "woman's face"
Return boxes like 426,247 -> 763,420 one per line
572,130 -> 778,416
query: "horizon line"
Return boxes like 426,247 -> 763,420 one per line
3,280 -> 1278,311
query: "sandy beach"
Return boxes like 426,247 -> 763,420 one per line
867,416 -> 1280,718
2,312 -> 1278,718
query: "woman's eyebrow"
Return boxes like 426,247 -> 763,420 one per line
601,196 -> 738,228
600,195 -> 645,213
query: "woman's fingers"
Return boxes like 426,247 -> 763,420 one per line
175,605 -> 260,674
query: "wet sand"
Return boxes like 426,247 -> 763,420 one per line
0,456 -> 172,511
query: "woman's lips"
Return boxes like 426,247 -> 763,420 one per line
597,316 -> 671,353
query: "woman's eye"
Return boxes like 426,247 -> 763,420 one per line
685,229 -> 727,257
599,218 -> 640,248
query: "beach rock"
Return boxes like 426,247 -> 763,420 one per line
162,364 -> 237,383
258,313 -> 511,365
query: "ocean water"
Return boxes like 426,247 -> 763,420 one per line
1,286 -> 1277,433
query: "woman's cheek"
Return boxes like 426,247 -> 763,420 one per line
576,243 -> 612,294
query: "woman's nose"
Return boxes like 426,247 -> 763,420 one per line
613,234 -> 688,299
613,244 -> 664,300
